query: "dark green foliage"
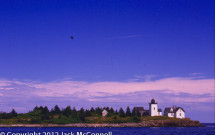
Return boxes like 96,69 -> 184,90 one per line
137,111 -> 141,116
107,112 -> 114,117
0,112 -> 12,119
131,107 -> 141,116
41,106 -> 49,115
47,117 -> 81,124
39,106 -> 44,111
39,106 -> 50,120
119,108 -> 126,117
53,105 -> 61,114
50,115 -> 54,119
90,107 -> 95,113
85,110 -> 92,117
79,108 -> 85,115
79,115 -> 85,122
33,106 -> 39,111
95,107 -> 102,115
30,118 -> 41,124
132,107 -> 136,116
132,116 -> 141,123
126,106 -> 131,116
10,109 -> 17,117
50,109 -> 55,115
17,119 -> 29,124
71,107 -> 78,117
0,105 -> 171,124
109,107 -> 114,113
62,106 -> 72,117
113,116 -> 117,120
79,108 -> 85,122
115,110 -> 118,114
72,107 -> 77,112
41,114 -> 49,120
104,107 -> 110,112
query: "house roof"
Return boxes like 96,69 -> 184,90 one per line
175,107 -> 185,112
164,108 -> 173,113
133,107 -> 144,111
164,107 -> 185,113
158,109 -> 162,112
102,109 -> 108,113
144,110 -> 149,112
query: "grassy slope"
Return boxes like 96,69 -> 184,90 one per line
0,113 -> 191,125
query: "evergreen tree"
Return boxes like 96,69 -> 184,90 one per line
95,107 -> 102,115
90,107 -> 95,113
40,106 -> 49,120
33,106 -> 39,111
126,106 -> 131,116
54,105 -> 61,114
72,107 -> 77,114
71,107 -> 78,118
85,110 -> 92,117
79,107 -> 85,122
41,106 -> 49,115
132,107 -> 136,116
132,116 -> 141,123
62,106 -> 72,117
109,107 -> 114,114
50,109 -> 55,115
39,106 -> 44,111
10,109 -> 17,117
105,107 -> 110,112
79,107 -> 85,115
119,108 -> 126,117
72,107 -> 77,111
115,110 -> 118,115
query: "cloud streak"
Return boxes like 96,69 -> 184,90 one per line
28,77 -> 214,98
0,77 -> 214,98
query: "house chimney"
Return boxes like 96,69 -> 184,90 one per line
173,105 -> 176,109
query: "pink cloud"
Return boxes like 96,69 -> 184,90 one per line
0,77 -> 214,102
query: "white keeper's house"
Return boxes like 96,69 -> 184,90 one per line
164,106 -> 185,119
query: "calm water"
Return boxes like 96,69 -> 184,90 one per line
0,123 -> 214,135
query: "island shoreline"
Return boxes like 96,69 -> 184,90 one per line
0,120 -> 204,127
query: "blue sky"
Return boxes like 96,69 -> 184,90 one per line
0,0 -> 214,123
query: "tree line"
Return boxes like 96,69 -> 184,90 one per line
0,105 -> 142,123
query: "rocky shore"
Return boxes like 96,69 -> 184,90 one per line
0,119 -> 203,127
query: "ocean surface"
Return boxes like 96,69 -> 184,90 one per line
0,123 -> 214,135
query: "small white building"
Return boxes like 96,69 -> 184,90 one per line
164,106 -> 185,119
102,109 -> 108,117
149,99 -> 162,116
158,109 -> 162,116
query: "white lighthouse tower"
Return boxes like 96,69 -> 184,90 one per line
149,98 -> 158,116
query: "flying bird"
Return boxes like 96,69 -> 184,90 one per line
70,36 -> 74,39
